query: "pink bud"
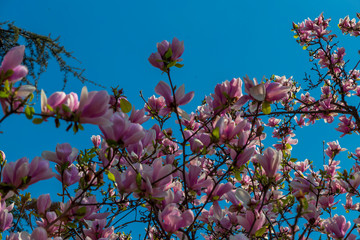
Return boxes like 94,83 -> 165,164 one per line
37,194 -> 51,215
0,46 -> 28,83
91,135 -> 101,148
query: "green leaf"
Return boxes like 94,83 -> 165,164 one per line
212,127 -> 220,140
212,195 -> 219,201
4,80 -> 10,92
25,107 -> 34,119
107,171 -> 115,182
76,206 -> 87,218
234,170 -> 242,182
62,104 -> 71,113
78,123 -> 84,131
255,226 -> 267,237
165,47 -> 173,59
0,91 -> 8,98
120,98 -> 132,113
175,63 -> 184,68
46,104 -> 54,112
32,118 -> 43,124
136,173 -> 142,188
167,61 -> 177,68
262,101 -> 271,115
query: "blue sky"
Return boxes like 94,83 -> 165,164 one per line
1,0 -> 360,235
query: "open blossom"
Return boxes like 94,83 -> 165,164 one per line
211,78 -> 245,112
0,200 -> 13,231
145,95 -> 169,117
0,85 -> 36,114
2,157 -> 54,189
42,143 -> 78,165
99,111 -> 145,147
243,76 -> 290,102
324,215 -> 351,239
238,210 -> 266,235
339,15 -> 360,36
0,46 -> 28,83
41,86 -> 112,125
77,86 -> 112,125
155,81 -> 194,108
37,194 -> 51,215
293,13 -> 331,45
159,203 -> 194,233
148,37 -> 184,71
324,140 -> 346,158
254,147 -> 282,178
83,219 -> 117,240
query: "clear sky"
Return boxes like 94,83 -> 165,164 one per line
1,0 -> 360,232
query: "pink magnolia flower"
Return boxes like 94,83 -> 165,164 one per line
325,140 -> 346,158
6,232 -> 31,240
41,87 -> 112,125
339,15 -> 360,36
254,147 -> 282,178
40,90 -> 79,117
30,227 -> 48,240
42,143 -> 78,165
0,200 -> 13,231
238,210 -> 266,235
155,81 -> 194,108
110,166 -> 137,194
148,37 -> 184,71
184,165 -> 212,195
145,95 -> 169,117
83,219 -> 117,240
2,157 -> 54,189
36,211 -> 62,234
0,46 -> 28,83
91,135 -> 101,148
77,86 -> 112,125
129,108 -> 150,124
211,78 -> 245,112
324,215 -> 351,239
37,194 -> 51,215
99,112 -> 145,147
158,203 -> 194,233
243,76 -> 290,102
0,85 -> 36,114
54,164 -> 80,186
230,234 -> 249,240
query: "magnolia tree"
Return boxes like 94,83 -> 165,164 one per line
1,13 -> 360,240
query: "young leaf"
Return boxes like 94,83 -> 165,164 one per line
120,98 -> 132,113
165,47 -> 173,59
255,226 -> 267,237
167,61 -> 177,68
32,118 -> 43,124
107,171 -> 115,182
136,173 -> 142,188
212,127 -> 220,140
262,101 -> 271,115
25,107 -> 33,119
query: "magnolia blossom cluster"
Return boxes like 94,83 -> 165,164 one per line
0,46 -> 34,114
2,13 -> 360,240
338,14 -> 360,36
293,13 -> 331,46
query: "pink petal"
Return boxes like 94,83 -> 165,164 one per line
1,46 -> 25,71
